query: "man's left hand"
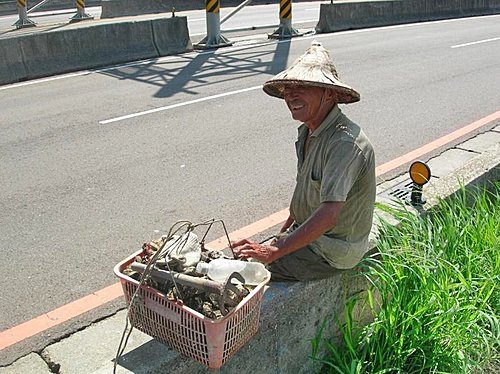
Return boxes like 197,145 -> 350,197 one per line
231,239 -> 280,264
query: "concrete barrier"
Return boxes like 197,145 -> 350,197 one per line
0,1 -> 17,16
21,22 -> 157,78
0,16 -> 192,85
316,0 -> 500,33
0,35 -> 29,84
152,17 -> 193,55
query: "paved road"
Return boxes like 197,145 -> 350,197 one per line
0,10 -> 499,355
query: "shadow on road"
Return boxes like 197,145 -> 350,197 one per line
97,40 -> 292,98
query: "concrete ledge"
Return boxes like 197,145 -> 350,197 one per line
0,15 -> 192,86
425,142 -> 500,206
316,0 -> 500,33
41,271 -> 369,373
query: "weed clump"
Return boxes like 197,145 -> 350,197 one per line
314,182 -> 500,373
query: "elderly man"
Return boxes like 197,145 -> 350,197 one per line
233,42 -> 376,281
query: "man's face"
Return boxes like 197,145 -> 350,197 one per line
283,85 -> 331,127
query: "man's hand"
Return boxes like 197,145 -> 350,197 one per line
231,239 -> 280,264
232,202 -> 344,264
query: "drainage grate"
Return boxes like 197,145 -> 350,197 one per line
380,179 -> 414,202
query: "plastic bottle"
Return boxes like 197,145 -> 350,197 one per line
196,259 -> 268,286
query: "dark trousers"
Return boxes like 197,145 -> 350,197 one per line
267,247 -> 343,282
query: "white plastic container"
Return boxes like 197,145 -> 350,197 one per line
196,259 -> 269,286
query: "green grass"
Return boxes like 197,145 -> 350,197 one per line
312,182 -> 500,373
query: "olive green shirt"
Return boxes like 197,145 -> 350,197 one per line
290,105 -> 376,269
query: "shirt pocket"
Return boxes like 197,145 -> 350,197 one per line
307,173 -> 321,207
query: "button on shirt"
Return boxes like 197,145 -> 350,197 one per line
289,105 -> 376,269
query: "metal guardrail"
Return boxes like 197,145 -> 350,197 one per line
27,0 -> 50,13
220,0 -> 252,25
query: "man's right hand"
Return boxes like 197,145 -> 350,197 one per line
231,239 -> 280,264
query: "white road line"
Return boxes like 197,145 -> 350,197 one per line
99,85 -> 262,124
451,36 -> 500,48
0,71 -> 93,90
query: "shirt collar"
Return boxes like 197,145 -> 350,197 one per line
310,105 -> 342,138
296,105 -> 342,139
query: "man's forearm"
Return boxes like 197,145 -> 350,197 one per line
272,202 -> 344,261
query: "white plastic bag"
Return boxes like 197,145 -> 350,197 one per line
163,232 -> 201,267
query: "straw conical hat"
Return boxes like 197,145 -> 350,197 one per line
263,41 -> 360,104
